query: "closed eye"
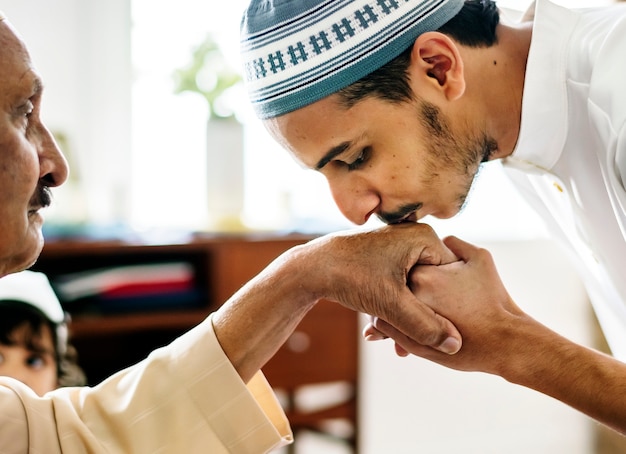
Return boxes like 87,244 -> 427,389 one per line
14,101 -> 34,131
347,146 -> 372,171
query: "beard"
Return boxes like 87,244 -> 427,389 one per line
378,101 -> 497,225
420,100 -> 497,168
419,100 -> 497,212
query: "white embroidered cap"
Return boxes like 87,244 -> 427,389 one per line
240,0 -> 464,119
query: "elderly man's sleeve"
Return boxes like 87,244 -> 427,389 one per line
0,314 -> 292,453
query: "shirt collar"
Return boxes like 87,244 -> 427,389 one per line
503,0 -> 578,173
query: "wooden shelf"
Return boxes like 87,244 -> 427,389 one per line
68,309 -> 211,337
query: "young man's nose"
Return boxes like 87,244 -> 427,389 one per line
329,178 -> 380,225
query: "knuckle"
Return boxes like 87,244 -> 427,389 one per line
475,246 -> 493,261
416,222 -> 436,236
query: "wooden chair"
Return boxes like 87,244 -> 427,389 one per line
262,300 -> 359,453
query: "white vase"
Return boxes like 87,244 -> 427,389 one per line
206,119 -> 245,231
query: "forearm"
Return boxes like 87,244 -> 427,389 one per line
502,317 -> 626,434
378,237 -> 626,434
213,223 -> 463,384
212,247 -> 318,383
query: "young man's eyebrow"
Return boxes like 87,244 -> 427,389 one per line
315,141 -> 352,170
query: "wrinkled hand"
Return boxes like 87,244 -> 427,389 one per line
365,235 -> 528,374
301,223 -> 462,354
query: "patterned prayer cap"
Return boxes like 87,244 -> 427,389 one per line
241,0 -> 464,119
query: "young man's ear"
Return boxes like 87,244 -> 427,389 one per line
409,31 -> 465,101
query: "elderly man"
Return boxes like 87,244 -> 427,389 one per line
240,0 -> 626,436
0,10 -> 463,453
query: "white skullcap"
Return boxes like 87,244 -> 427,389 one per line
0,271 -> 65,324
240,0 -> 464,119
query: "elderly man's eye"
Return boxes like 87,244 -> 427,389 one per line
16,101 -> 34,131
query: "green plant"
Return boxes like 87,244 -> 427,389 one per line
173,34 -> 242,120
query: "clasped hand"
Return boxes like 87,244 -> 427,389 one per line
303,223 -> 463,355
364,234 -> 525,376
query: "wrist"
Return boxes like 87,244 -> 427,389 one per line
495,315 -> 570,385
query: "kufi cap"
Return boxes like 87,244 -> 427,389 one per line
0,271 -> 64,324
241,0 -> 464,119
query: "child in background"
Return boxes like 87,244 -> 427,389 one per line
0,270 -> 86,396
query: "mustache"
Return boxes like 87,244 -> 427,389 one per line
377,202 -> 423,225
33,185 -> 53,208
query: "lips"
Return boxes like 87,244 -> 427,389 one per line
396,203 -> 425,223
401,212 -> 418,223
392,211 -> 419,224
28,205 -> 42,216
375,202 -> 425,225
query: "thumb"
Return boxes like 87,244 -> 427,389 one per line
442,236 -> 480,262
394,288 -> 463,355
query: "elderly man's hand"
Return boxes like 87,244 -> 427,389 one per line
365,235 -> 527,372
302,223 -> 462,354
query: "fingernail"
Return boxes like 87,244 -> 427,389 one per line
438,336 -> 461,354
364,333 -> 387,342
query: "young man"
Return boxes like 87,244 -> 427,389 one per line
240,0 -> 626,435
0,10 -> 462,453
